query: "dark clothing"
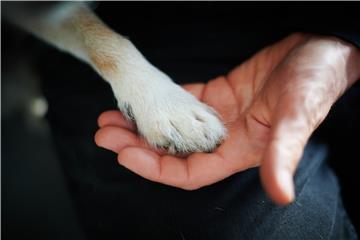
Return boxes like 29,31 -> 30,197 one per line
33,3 -> 360,239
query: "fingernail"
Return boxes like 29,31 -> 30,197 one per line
278,170 -> 295,203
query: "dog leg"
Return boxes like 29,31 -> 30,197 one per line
4,3 -> 226,154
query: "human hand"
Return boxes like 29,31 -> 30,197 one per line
95,33 -> 360,204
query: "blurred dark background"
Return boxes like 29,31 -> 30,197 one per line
2,16 -> 86,240
2,2 -> 360,239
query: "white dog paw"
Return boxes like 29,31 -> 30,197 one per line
104,40 -> 226,154
123,99 -> 226,154
115,77 -> 226,154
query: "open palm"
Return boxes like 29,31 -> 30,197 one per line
95,33 -> 360,204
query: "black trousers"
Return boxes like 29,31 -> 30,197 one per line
35,3 -> 359,239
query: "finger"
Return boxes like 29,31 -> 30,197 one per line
118,147 -> 235,190
260,101 -> 313,205
201,76 -> 240,122
118,147 -> 189,187
95,126 -> 144,153
95,125 -> 167,155
182,83 -> 205,99
98,110 -> 136,131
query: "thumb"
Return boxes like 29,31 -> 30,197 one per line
260,100 -> 314,205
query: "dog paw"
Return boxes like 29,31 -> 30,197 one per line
114,76 -> 226,154
103,40 -> 226,154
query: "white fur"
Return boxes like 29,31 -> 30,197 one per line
4,3 -> 227,153
108,39 -> 226,153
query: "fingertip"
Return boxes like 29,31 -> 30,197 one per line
260,157 -> 295,206
94,126 -> 140,153
98,111 -> 137,132
95,127 -> 125,152
97,110 -> 119,127
277,170 -> 295,204
94,127 -> 108,149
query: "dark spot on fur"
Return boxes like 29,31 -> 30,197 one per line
195,115 -> 205,123
123,102 -> 135,122
215,137 -> 224,149
173,144 -> 182,154
204,132 -> 210,141
155,141 -> 170,150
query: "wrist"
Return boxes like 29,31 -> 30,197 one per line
87,33 -> 149,79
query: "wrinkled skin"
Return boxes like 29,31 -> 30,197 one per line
95,33 -> 360,205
